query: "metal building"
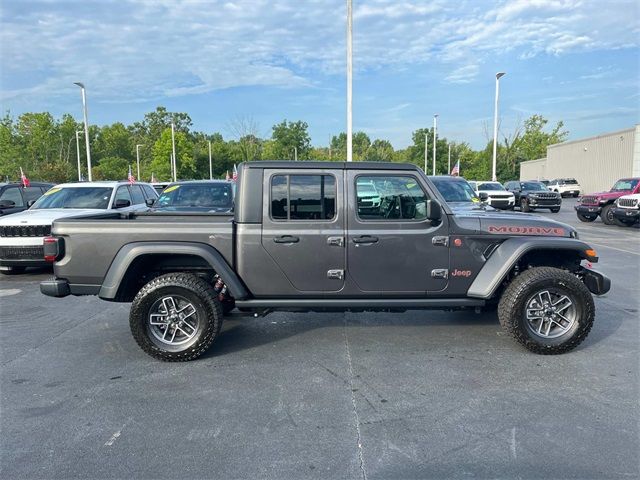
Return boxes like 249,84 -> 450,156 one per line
520,125 -> 640,194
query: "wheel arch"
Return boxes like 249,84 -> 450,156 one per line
467,237 -> 594,299
98,242 -> 250,302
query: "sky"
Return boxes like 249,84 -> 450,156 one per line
1,0 -> 638,149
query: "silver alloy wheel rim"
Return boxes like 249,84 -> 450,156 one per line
525,290 -> 576,339
148,295 -> 199,346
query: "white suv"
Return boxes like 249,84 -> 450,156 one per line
468,181 -> 515,210
612,193 -> 640,226
548,178 -> 581,197
0,181 -> 157,274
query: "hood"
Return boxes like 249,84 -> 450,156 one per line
588,191 -> 628,199
0,208 -> 105,226
476,211 -> 575,237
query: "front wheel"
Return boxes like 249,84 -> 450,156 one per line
600,204 -> 615,225
577,213 -> 596,222
498,267 -> 595,354
550,207 -> 560,213
129,273 -> 223,361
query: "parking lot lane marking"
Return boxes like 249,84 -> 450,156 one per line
584,242 -> 640,256
344,317 -> 367,480
510,427 -> 517,460
0,288 -> 22,297
104,422 -> 127,447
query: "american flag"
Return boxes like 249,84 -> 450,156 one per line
450,160 -> 460,176
128,165 -> 136,184
232,164 -> 238,182
20,167 -> 30,187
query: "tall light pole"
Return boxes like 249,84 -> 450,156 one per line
136,144 -> 143,181
169,153 -> 174,182
73,82 -> 92,181
424,133 -> 428,174
75,130 -> 83,181
432,114 -> 438,175
294,146 -> 298,161
171,122 -> 177,182
448,143 -> 452,174
346,0 -> 353,162
208,141 -> 213,180
492,72 -> 506,182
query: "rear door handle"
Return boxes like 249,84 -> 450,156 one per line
273,235 -> 299,244
352,235 -> 378,245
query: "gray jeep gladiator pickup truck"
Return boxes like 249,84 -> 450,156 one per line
41,162 -> 610,361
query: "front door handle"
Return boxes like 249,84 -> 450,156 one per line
352,235 -> 378,245
274,235 -> 299,244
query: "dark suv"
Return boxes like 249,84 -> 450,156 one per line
504,180 -> 562,213
0,182 -> 54,216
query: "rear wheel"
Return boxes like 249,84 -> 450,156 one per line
498,267 -> 594,354
129,273 -> 223,361
600,204 -> 615,225
520,198 -> 531,212
577,213 -> 596,222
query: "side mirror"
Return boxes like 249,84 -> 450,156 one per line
27,200 -> 36,208
478,192 -> 489,201
0,200 -> 16,209
426,199 -> 442,221
145,198 -> 155,207
114,198 -> 131,209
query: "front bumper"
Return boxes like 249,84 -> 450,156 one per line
529,200 -> 561,208
612,207 -> 640,222
575,204 -> 601,215
581,268 -> 611,296
40,278 -> 71,297
488,197 -> 515,209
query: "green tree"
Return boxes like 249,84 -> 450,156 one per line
149,128 -> 195,181
366,139 -> 394,162
92,156 -> 130,180
271,120 -> 311,160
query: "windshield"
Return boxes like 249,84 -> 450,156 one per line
157,183 -> 233,208
432,178 -> 477,202
520,182 -> 548,191
611,179 -> 639,192
32,187 -> 113,209
477,182 -> 505,191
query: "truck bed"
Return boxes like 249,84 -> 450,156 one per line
52,211 -> 234,287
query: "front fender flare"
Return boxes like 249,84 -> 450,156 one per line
98,241 -> 249,300
467,237 -> 593,299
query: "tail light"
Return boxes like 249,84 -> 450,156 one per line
43,236 -> 64,262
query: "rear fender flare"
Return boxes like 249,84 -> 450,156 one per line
98,242 -> 249,300
467,237 -> 593,299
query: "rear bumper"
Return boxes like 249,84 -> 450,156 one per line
612,207 -> 639,222
40,278 -> 71,297
582,268 -> 611,296
575,205 -> 601,215
0,258 -> 48,267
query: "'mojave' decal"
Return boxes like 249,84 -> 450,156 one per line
487,225 -> 565,236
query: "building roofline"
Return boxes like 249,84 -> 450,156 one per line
547,125 -> 637,150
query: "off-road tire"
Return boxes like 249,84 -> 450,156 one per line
498,267 -> 595,354
520,198 -> 531,212
129,273 -> 223,361
612,216 -> 634,227
573,192 -> 580,198
577,213 -> 596,222
550,207 -> 560,213
0,266 -> 26,275
600,204 -> 615,225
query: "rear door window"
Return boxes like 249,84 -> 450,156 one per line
114,186 -> 133,206
270,175 -> 336,221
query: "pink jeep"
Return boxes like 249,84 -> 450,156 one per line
575,178 -> 640,224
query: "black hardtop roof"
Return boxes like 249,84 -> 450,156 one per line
243,161 -> 422,171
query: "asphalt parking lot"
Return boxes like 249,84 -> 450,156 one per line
1,198 -> 638,479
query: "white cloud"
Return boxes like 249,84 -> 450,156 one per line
0,0 -> 637,104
